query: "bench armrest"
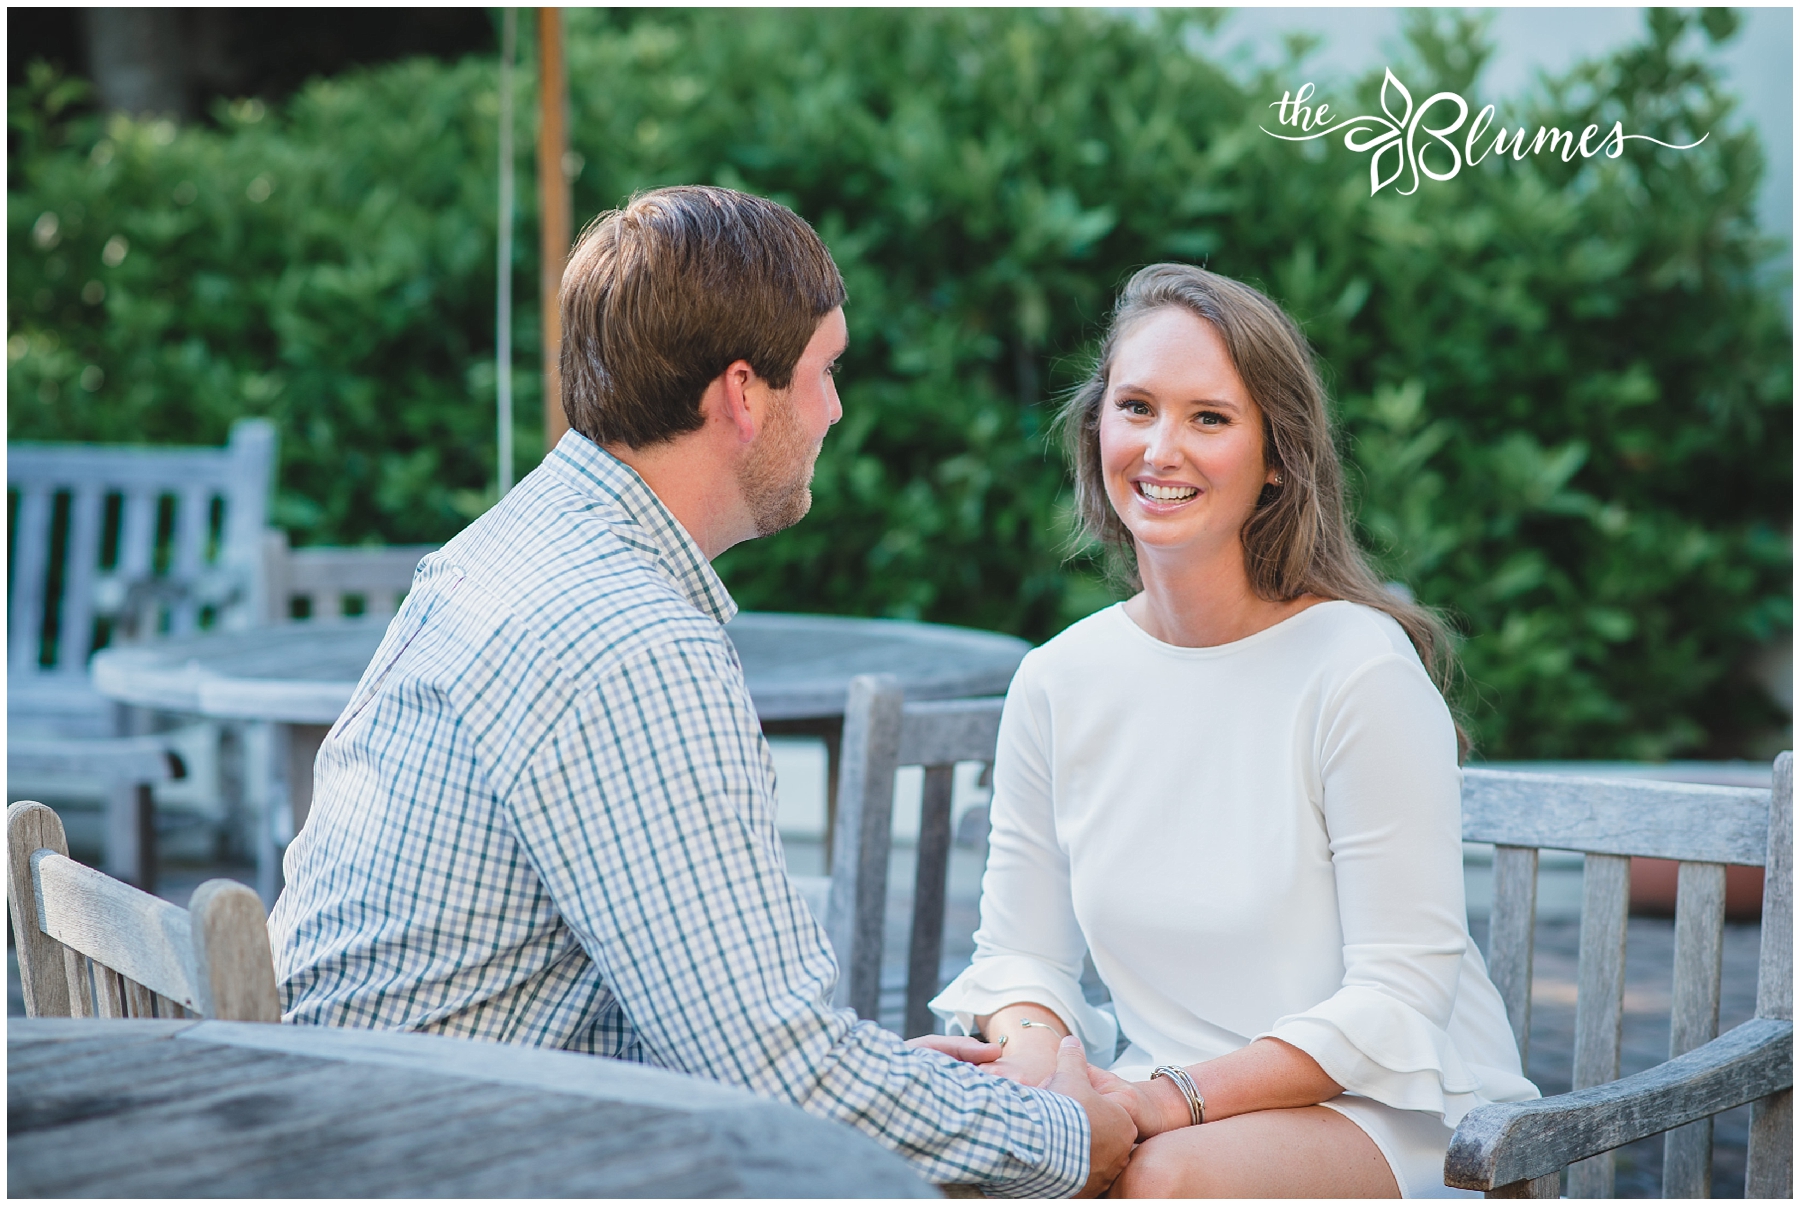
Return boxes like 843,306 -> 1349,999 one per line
1445,1017 -> 1793,1191
8,735 -> 185,783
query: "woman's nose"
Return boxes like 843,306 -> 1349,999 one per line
1143,418 -> 1183,468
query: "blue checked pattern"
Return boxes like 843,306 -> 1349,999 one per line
268,431 -> 1088,1195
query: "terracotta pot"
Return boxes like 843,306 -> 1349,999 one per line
1628,857 -> 1765,920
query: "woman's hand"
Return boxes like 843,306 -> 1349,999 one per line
1083,1063 -> 1157,1139
1080,1064 -> 1187,1141
973,1002 -> 1069,1086
904,1034 -> 1003,1065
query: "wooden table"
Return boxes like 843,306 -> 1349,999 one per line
91,612 -> 1030,900
9,1017 -> 936,1198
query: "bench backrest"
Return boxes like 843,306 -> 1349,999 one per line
5,800 -> 281,1022
827,675 -> 1004,1033
260,530 -> 434,624
8,420 -> 276,732
1463,758 -> 1790,1196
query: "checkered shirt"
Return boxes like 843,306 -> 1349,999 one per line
268,431 -> 1088,1195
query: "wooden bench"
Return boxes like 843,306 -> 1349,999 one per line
801,674 -> 1003,1035
1446,754 -> 1792,1196
7,800 -> 281,1022
259,531 -> 434,623
7,420 -> 276,884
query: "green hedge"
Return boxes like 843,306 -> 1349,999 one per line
8,9 -> 1790,758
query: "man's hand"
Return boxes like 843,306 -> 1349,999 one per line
1041,1035 -> 1135,1197
905,1034 -> 1004,1065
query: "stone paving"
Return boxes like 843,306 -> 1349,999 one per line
8,841 -> 1766,1198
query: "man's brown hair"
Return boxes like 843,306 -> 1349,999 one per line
559,185 -> 847,448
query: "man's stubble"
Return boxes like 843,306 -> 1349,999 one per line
738,390 -> 819,538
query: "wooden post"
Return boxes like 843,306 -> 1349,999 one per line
537,7 -> 571,451
495,9 -> 516,494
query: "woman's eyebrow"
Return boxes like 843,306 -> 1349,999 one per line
1112,381 -> 1245,409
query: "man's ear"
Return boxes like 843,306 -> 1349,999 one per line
705,359 -> 762,446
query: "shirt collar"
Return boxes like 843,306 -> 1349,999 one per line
544,430 -> 738,626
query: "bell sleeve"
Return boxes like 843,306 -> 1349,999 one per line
1259,653 -> 1537,1125
929,663 -> 1119,1056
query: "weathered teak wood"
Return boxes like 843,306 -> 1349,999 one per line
1745,751 -> 1793,1198
34,847 -> 205,1009
1461,769 -> 1769,864
64,951 -> 97,1018
1486,845 -> 1539,1064
1446,1016 -> 1792,1190
1483,1172 -> 1559,1197
7,800 -> 74,1017
827,675 -> 905,1017
6,736 -> 180,782
906,764 -> 957,1038
94,963 -> 129,1018
187,879 -> 282,1021
123,978 -> 157,1019
1662,861 -> 1726,1197
8,419 -> 276,723
1451,758 -> 1792,1198
8,1017 -> 937,1198
260,530 -> 434,623
8,420 -> 276,887
9,735 -> 184,891
7,800 -> 281,1023
1568,852 -> 1630,1198
824,679 -> 1006,1029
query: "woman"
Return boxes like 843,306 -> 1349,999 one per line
929,265 -> 1537,1197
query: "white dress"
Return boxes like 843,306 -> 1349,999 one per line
930,601 -> 1539,1197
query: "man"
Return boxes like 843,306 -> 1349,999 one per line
269,186 -> 1131,1195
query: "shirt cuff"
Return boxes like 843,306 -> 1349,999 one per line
983,1086 -> 1089,1198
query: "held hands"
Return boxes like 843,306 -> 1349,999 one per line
904,1028 -> 1058,1086
908,1030 -> 1133,1195
1044,1035 -> 1136,1197
1082,1063 -> 1190,1141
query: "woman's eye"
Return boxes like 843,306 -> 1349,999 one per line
1196,411 -> 1226,426
1117,398 -> 1151,415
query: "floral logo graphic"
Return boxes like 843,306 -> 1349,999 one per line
1262,70 -> 1709,196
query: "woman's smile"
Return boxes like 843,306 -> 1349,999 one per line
1133,478 -> 1201,505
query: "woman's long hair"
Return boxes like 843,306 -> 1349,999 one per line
1057,264 -> 1466,750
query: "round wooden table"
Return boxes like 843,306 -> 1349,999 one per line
91,612 -> 1030,901
8,1017 -> 936,1197
91,611 -> 1029,724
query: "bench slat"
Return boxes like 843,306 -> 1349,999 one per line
1568,852 -> 1630,1198
1662,861 -> 1726,1196
9,485 -> 52,674
1487,845 -> 1539,1065
60,485 -> 105,669
827,676 -> 904,1019
896,698 -> 1004,769
33,851 -> 202,1010
64,950 -> 96,1018
906,764 -> 956,1038
1462,770 -> 1769,865
1745,752 -> 1793,1197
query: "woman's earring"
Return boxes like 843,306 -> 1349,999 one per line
1273,473 -> 1284,486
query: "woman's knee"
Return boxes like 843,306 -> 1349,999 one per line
1112,1132 -> 1203,1198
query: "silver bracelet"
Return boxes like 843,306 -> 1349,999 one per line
1017,1019 -> 1053,1031
1150,1064 -> 1206,1127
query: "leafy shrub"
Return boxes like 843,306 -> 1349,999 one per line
7,9 -> 1789,758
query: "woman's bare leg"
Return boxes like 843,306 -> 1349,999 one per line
1108,1105 -> 1400,1198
